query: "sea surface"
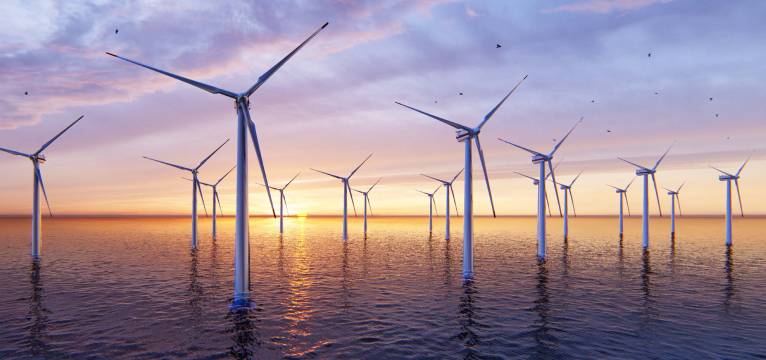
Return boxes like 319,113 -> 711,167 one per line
0,216 -> 764,359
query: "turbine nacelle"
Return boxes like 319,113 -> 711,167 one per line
33,154 -> 46,163
532,154 -> 548,164
456,129 -> 473,142
636,168 -> 654,176
719,175 -> 737,181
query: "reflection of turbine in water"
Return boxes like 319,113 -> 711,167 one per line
532,259 -> 556,359
284,231 -> 325,357
188,249 -> 203,323
457,280 -> 481,358
443,238 -> 454,288
226,309 -> 259,359
341,241 -> 351,310
724,246 -> 735,309
27,260 -> 48,357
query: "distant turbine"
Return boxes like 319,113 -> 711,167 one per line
556,171 -> 583,240
711,156 -> 749,245
421,169 -> 462,240
258,172 -> 300,234
0,115 -> 84,258
618,144 -> 672,248
513,160 -> 559,217
351,178 -> 382,235
607,177 -> 635,237
396,74 -> 527,279
185,165 -> 236,239
107,22 -> 328,310
499,118 -> 582,259
416,185 -> 441,234
663,182 -> 685,239
312,154 -> 373,240
144,139 -> 228,249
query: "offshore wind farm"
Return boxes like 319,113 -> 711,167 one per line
2,1 -> 766,359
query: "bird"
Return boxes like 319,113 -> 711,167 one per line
709,97 -> 714,102
654,91 -> 659,95
648,52 -> 652,57
459,92 -> 463,96
591,99 -> 595,103
607,129 -> 612,133
496,44 -> 502,48
434,100 -> 438,104
24,91 -> 28,95
715,113 -> 719,118
726,136 -> 731,140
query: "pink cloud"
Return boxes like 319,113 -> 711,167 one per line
544,0 -> 673,14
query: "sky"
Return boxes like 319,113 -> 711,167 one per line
1,0 -> 765,216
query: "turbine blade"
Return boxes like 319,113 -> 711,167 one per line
549,117 -> 583,156
736,155 -> 751,177
36,168 -> 52,217
475,136 -> 496,217
607,184 -> 621,191
477,74 -> 528,130
196,138 -> 230,170
677,181 -> 685,193
676,194 -> 682,217
421,173 -> 448,183
450,168 -> 464,183
368,177 -> 382,193
570,189 -> 577,217
143,156 -> 193,172
545,187 -> 551,215
283,172 -> 301,189
710,165 -> 734,177
347,182 -> 358,216
35,115 -> 84,155
433,196 -> 439,216
569,171 -> 583,187
734,179 -> 744,217
450,185 -> 460,217
433,185 -> 441,194
618,157 -> 648,171
197,180 -> 208,216
625,177 -> 636,190
0,147 -> 31,157
244,110 -> 276,217
106,52 -> 237,98
367,196 -> 373,217
245,22 -> 329,97
548,160 -> 563,217
216,165 -> 237,185
282,193 -> 290,217
651,173 -> 662,217
395,102 -> 471,131
416,189 -> 430,195
625,193 -> 632,216
544,160 -> 561,180
216,191 -> 224,216
514,171 -> 538,181
349,153 -> 373,178
498,138 -> 542,156
311,168 -> 344,179
652,144 -> 673,171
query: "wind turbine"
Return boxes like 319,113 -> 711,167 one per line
416,185 -> 441,234
711,156 -> 749,245
107,22 -> 328,309
514,161 -> 560,218
663,182 -> 684,239
184,165 -> 235,239
607,177 -> 635,238
618,144 -> 672,248
396,74 -> 527,279
499,118 -> 582,259
257,172 -> 300,234
0,115 -> 84,258
557,171 -> 583,240
312,154 -> 373,240
351,178 -> 381,236
144,139 -> 228,249
421,169 -> 462,240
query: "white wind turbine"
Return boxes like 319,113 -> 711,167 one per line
421,169 -> 462,240
312,154 -> 373,240
257,172 -> 300,234
513,160 -> 559,217
618,144 -> 672,248
184,165 -> 235,239
607,177 -> 635,238
663,182 -> 684,239
499,118 -> 582,259
0,115 -> 84,258
396,74 -> 527,279
416,185 -> 441,234
711,156 -> 749,245
351,178 -> 381,236
556,171 -> 583,240
107,22 -> 328,309
144,139 -> 228,249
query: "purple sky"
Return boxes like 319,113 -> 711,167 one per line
1,0 -> 765,216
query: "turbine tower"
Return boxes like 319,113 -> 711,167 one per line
144,139 -> 228,249
416,185 -> 440,234
0,115 -> 84,258
312,154 -> 373,240
711,156 -> 749,245
663,182 -> 684,239
618,144 -> 672,248
557,171 -> 583,240
421,169 -> 462,240
186,165 -> 236,239
351,178 -> 381,236
258,172 -> 300,234
107,22 -> 328,309
499,118 -> 582,259
513,161 -> 559,217
396,74 -> 527,279
607,178 -> 635,238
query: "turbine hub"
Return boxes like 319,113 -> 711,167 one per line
532,154 -> 547,164
456,129 -> 471,142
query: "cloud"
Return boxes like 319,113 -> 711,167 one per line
544,0 -> 673,14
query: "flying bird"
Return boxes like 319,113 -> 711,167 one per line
496,44 -> 502,48
654,91 -> 659,95
648,52 -> 652,57
115,29 -> 119,34
591,99 -> 595,103
24,91 -> 28,95
715,113 -> 719,118
709,97 -> 714,102
459,92 -> 463,96
607,129 -> 612,133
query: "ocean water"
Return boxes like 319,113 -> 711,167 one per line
0,216 -> 765,359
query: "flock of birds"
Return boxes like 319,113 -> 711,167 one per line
2,22 -> 753,308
